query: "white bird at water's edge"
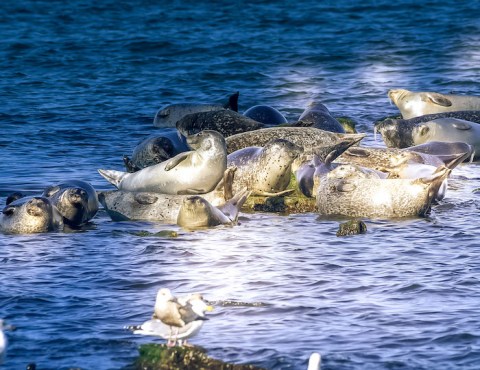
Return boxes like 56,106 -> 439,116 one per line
0,319 -> 15,364
308,352 -> 321,370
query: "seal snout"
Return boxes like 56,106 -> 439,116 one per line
27,198 -> 47,216
68,189 -> 88,205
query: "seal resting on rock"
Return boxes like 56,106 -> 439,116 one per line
316,165 -> 451,218
243,105 -> 287,125
177,188 -> 250,230
123,131 -> 189,172
225,126 -> 365,155
176,110 -> 264,138
227,139 -> 303,196
0,196 -> 63,234
388,89 -> 480,119
42,180 -> 99,227
293,102 -> 345,133
98,130 -> 227,194
153,92 -> 239,128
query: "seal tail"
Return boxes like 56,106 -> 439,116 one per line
217,187 -> 251,222
224,91 -> 239,112
444,151 -> 471,170
97,169 -> 129,189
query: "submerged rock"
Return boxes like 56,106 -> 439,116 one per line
133,344 -> 266,370
336,220 -> 367,236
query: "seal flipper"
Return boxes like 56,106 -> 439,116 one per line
177,189 -> 206,195
164,152 -> 191,171
253,189 -> 295,197
43,185 -> 61,198
6,192 -> 25,205
425,93 -> 452,107
97,169 -> 129,188
224,91 -> 239,112
217,188 -> 251,222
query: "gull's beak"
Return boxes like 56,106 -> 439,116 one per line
206,305 -> 214,312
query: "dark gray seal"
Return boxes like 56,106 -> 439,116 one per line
123,130 -> 189,172
0,196 -> 63,234
42,180 -> 99,227
316,166 -> 451,218
293,102 -> 345,133
227,139 -> 303,196
176,110 -> 264,138
98,131 -> 227,195
243,105 -> 287,125
225,127 -> 365,155
374,111 -> 480,148
388,89 -> 480,119
153,91 -> 239,128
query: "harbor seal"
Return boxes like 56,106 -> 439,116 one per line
316,165 -> 451,218
153,91 -> 239,128
243,105 -> 287,125
98,130 -> 227,194
176,188 -> 250,230
388,89 -> 480,119
225,127 -> 366,155
176,110 -> 264,138
293,102 -> 345,133
402,141 -> 474,164
227,139 -> 303,196
0,196 -> 63,234
42,180 -> 99,226
123,130 -> 189,172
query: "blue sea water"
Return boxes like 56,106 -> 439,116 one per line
1,0 -> 480,369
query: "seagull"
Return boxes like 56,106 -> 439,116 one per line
128,289 -> 213,346
0,319 -> 14,365
308,352 -> 321,370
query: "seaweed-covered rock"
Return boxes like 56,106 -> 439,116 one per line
336,117 -> 357,134
336,220 -> 367,236
133,344 -> 266,370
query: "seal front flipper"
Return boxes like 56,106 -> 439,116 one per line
97,169 -> 129,188
164,152 -> 192,171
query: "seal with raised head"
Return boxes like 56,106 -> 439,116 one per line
225,126 -> 365,155
123,130 -> 189,172
153,92 -> 239,128
316,165 -> 451,218
42,180 -> 99,227
176,110 -> 264,138
227,139 -> 303,196
293,102 -> 345,133
98,130 -> 227,194
176,188 -> 250,230
0,196 -> 63,234
243,105 -> 287,126
388,89 -> 480,119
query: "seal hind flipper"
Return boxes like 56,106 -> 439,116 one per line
217,188 -> 251,222
444,152 -> 470,170
43,185 -> 61,198
97,169 -> 128,188
164,152 -> 191,171
224,91 -> 239,112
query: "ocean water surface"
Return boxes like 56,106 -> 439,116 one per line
1,0 -> 480,369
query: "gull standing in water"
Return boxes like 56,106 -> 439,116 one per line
0,319 -> 15,365
308,352 -> 321,370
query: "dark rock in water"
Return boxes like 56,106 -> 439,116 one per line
133,344 -> 266,370
176,110 -> 264,137
243,105 -> 287,126
336,220 -> 367,237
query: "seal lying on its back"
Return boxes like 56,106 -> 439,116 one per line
98,130 -> 227,194
42,180 -> 99,227
243,105 -> 287,125
123,130 -> 189,172
316,166 -> 451,218
225,127 -> 365,155
293,102 -> 345,133
374,111 -> 480,148
227,139 -> 303,196
177,188 -> 250,230
176,110 -> 264,138
388,89 -> 480,119
0,196 -> 63,234
153,91 -> 239,128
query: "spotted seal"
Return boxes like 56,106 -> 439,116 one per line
388,89 -> 480,119
0,196 -> 63,234
153,91 -> 239,128
98,130 -> 227,194
42,180 -> 99,227
316,165 -> 451,218
123,130 -> 189,172
177,188 -> 250,230
225,126 -> 365,155
176,110 -> 264,138
227,139 -> 303,196
293,102 -> 345,133
243,105 -> 287,125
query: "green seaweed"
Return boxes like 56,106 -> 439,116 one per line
336,117 -> 357,133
